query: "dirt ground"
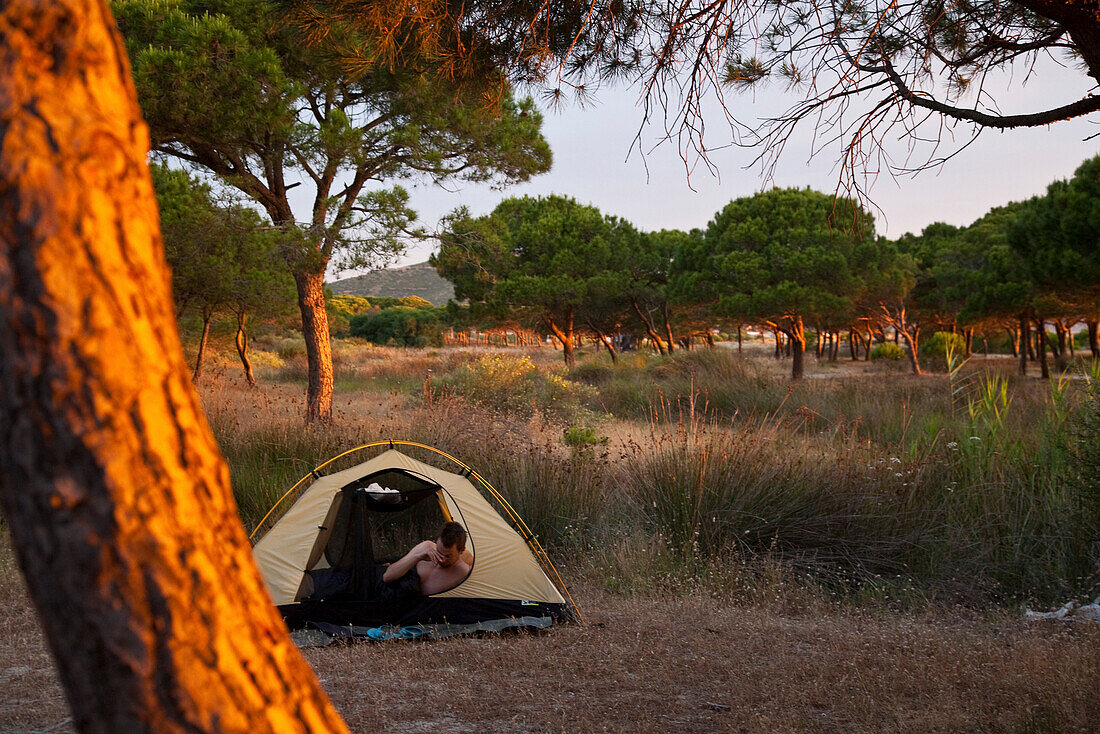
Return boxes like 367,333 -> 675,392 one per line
2,567 -> 1098,733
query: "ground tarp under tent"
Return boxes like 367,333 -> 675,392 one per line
251,442 -> 580,638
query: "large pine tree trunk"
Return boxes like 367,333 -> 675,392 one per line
293,267 -> 334,422
0,3 -> 349,731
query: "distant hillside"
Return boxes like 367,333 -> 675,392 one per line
327,261 -> 455,306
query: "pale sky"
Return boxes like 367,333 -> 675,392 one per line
329,56 -> 1100,278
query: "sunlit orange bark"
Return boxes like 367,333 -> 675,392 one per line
0,1 -> 349,731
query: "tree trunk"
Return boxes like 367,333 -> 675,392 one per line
589,325 -> 618,364
849,330 -> 858,360
736,326 -> 742,353
1089,319 -> 1099,358
1051,319 -> 1066,359
1018,316 -> 1029,376
193,310 -> 212,381
663,309 -> 676,354
1007,325 -> 1019,358
293,267 -> 334,422
963,327 -> 974,358
236,311 -> 256,386
784,317 -> 807,380
1035,318 -> 1050,380
0,3 -> 349,731
630,299 -> 666,355
900,327 -> 922,376
546,315 -> 576,368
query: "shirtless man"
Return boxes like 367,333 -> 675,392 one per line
382,521 -> 473,596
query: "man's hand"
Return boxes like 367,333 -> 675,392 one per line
412,540 -> 441,565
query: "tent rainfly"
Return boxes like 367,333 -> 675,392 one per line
251,442 -> 579,631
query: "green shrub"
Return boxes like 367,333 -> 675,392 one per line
921,331 -> 967,360
870,342 -> 905,361
432,354 -> 597,422
349,306 -> 444,347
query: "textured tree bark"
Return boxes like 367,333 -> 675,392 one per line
0,2 -> 350,731
293,268 -> 334,422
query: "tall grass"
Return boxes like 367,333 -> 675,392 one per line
204,343 -> 1099,605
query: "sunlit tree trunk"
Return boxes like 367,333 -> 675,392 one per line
1018,316 -> 1029,376
774,317 -> 806,380
0,2 -> 349,731
293,267 -> 334,422
546,314 -> 576,368
1007,324 -> 1019,358
236,310 -> 256,386
662,308 -> 676,354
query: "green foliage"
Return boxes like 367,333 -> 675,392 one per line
920,331 -> 968,370
434,195 -> 642,364
562,425 -> 609,449
117,0 -> 552,273
151,162 -> 294,322
691,187 -> 877,321
348,306 -> 444,347
431,354 -> 597,422
871,343 -> 906,361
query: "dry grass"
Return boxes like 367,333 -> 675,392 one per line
2,552 -> 1098,733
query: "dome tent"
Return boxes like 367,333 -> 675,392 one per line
251,442 -> 579,634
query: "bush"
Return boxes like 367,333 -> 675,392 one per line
349,306 -> 444,347
921,331 -> 967,360
271,336 -> 306,359
870,342 -> 906,361
431,354 -> 597,422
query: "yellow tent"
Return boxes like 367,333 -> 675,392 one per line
251,442 -> 579,631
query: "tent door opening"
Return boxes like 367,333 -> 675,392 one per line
296,468 -> 449,603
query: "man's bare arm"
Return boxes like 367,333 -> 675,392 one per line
382,540 -> 438,582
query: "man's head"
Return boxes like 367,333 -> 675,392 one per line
434,521 -> 467,568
